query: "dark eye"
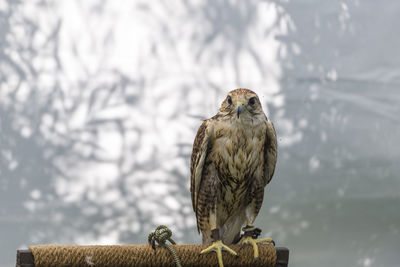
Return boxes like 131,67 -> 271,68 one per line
248,97 -> 256,106
227,96 -> 232,105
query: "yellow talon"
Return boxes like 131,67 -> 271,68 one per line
239,236 -> 274,260
200,240 -> 237,267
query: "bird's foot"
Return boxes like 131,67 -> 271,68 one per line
200,240 -> 237,267
239,225 -> 275,261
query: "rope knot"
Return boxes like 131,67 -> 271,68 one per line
148,225 -> 182,267
148,225 -> 176,248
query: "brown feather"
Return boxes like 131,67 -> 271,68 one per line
264,120 -> 277,185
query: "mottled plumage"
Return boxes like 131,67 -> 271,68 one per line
190,88 -> 277,245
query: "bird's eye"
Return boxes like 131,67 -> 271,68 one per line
227,96 -> 232,105
248,97 -> 256,106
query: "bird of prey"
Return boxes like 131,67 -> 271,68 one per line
190,88 -> 277,267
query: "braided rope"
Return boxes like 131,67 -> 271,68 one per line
148,225 -> 182,267
29,225 -> 277,267
29,243 -> 277,267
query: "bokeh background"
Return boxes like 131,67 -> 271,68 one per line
1,0 -> 400,266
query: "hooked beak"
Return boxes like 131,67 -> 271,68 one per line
236,103 -> 244,118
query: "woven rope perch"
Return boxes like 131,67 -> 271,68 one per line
29,243 -> 277,267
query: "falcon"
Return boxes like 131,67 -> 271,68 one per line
190,88 -> 277,267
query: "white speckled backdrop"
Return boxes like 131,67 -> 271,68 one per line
1,0 -> 399,266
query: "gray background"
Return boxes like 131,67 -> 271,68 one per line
1,0 -> 399,266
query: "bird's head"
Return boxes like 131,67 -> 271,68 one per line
218,88 -> 264,121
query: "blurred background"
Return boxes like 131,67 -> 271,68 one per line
1,0 -> 399,266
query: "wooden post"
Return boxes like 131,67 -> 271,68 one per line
16,250 -> 34,267
275,247 -> 289,267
